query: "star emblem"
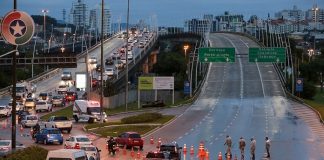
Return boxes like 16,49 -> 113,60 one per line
10,20 -> 26,37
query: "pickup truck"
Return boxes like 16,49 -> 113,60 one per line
44,116 -> 72,133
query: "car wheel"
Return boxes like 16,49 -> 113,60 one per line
140,146 -> 143,150
67,129 -> 71,133
43,139 -> 47,145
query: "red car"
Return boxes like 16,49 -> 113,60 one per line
65,91 -> 77,101
115,132 -> 143,150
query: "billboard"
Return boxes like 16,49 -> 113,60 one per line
138,76 -> 174,90
76,72 -> 87,89
138,77 -> 154,90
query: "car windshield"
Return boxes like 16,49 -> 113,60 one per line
63,72 -> 70,75
81,147 -> 96,151
146,152 -> 165,158
25,99 -> 34,102
53,117 -> 68,121
88,107 -> 101,113
16,86 -> 25,93
76,137 -> 90,142
48,130 -> 61,134
0,107 -> 6,110
27,116 -> 37,120
129,134 -> 141,138
67,92 -> 74,96
0,141 -> 10,146
59,86 -> 66,88
160,146 -> 175,152
39,93 -> 47,97
106,68 -> 113,71
36,102 -> 46,105
53,96 -> 62,99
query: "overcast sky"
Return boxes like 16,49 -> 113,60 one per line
0,0 -> 323,26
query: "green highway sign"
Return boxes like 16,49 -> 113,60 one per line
199,47 -> 235,62
249,47 -> 286,63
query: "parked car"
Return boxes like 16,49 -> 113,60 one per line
0,140 -> 25,157
65,91 -> 77,101
159,143 -> 182,160
61,71 -> 72,80
34,128 -> 64,145
24,98 -> 36,110
20,115 -> 38,128
0,106 -> 11,117
81,145 -> 101,160
35,101 -> 52,112
64,135 -> 92,149
115,132 -> 143,150
52,95 -> 65,107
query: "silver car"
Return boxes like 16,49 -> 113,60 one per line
81,145 -> 101,160
20,115 -> 38,128
0,140 -> 25,157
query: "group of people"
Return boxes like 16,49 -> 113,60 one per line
224,135 -> 271,160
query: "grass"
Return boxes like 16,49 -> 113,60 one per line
40,105 -> 73,120
84,121 -> 122,130
0,146 -> 48,160
304,88 -> 324,120
90,125 -> 158,137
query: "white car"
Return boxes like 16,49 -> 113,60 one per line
0,140 -> 25,157
57,85 -> 68,94
104,68 -> 115,77
64,135 -> 92,149
127,52 -> 133,60
20,115 -> 38,127
7,101 -> 23,112
0,106 -> 11,117
24,98 -> 36,110
81,145 -> 101,160
88,57 -> 97,64
35,101 -> 52,112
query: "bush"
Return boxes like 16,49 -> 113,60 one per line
121,112 -> 162,124
0,146 -> 48,160
302,81 -> 317,99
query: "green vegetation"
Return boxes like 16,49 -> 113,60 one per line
90,125 -> 158,137
304,88 -> 324,120
0,146 -> 48,160
85,121 -> 122,130
40,105 -> 73,120
121,112 -> 162,124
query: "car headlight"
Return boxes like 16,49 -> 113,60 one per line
61,75 -> 64,77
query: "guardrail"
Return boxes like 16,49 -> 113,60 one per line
0,32 -> 121,97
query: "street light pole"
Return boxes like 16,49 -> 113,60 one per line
11,0 -> 17,150
312,5 -> 319,52
100,0 -> 104,123
125,0 -> 130,112
42,9 -> 49,53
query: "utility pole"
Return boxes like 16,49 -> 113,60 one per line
100,0 -> 104,123
125,0 -> 130,112
12,0 -> 17,150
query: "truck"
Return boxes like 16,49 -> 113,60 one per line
13,81 -> 37,101
73,100 -> 107,123
44,116 -> 73,133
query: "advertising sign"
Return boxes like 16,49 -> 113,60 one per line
296,78 -> 303,92
138,77 -> 154,90
76,73 -> 87,89
154,77 -> 174,90
184,81 -> 190,95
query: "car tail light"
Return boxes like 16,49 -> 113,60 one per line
61,134 -> 63,137
74,143 -> 80,149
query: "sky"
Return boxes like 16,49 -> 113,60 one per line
0,0 -> 323,26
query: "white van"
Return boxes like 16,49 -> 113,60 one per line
46,149 -> 87,160
73,100 -> 107,123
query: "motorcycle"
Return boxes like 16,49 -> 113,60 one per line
107,139 -> 117,155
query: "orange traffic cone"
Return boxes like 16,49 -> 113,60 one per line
137,150 -> 141,159
19,125 -> 24,136
130,147 -> 135,158
183,144 -> 187,154
157,138 -> 161,148
190,145 -> 194,156
233,154 -> 238,160
150,137 -> 154,144
123,145 -> 127,155
205,149 -> 210,160
218,152 -> 223,160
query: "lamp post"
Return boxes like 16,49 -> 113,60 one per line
100,0 -> 104,123
183,45 -> 190,97
308,49 -> 314,62
125,0 -> 130,112
312,5 -> 319,52
42,9 -> 49,53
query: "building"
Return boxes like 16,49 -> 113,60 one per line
305,5 -> 324,22
275,5 -> 305,21
215,11 -> 244,32
89,6 -> 111,35
71,0 -> 88,28
185,18 -> 212,34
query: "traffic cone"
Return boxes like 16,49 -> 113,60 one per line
157,138 -> 161,148
233,154 -> 238,160
150,137 -> 154,144
183,144 -> 187,154
190,145 -> 194,156
205,149 -> 210,160
19,125 -> 24,136
123,145 -> 127,155
137,150 -> 141,159
218,152 -> 223,160
130,147 -> 135,158
198,141 -> 204,156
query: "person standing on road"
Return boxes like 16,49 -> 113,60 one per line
224,135 -> 232,157
239,137 -> 246,158
250,138 -> 256,160
265,137 -> 271,158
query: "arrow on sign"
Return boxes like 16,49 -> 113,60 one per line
204,58 -> 208,62
276,58 -> 280,63
226,57 -> 229,62
255,58 -> 258,62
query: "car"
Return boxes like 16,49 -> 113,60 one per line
52,95 -> 65,107
35,101 -> 52,112
0,140 -> 25,157
81,145 -> 101,160
159,143 -> 182,160
120,56 -> 127,64
46,149 -> 88,160
92,78 -> 99,88
38,92 -> 52,101
0,106 -> 11,117
127,52 -> 133,60
57,85 -> 68,94
145,151 -> 167,159
20,115 -> 38,128
65,91 -> 77,101
18,110 -> 30,123
7,101 -> 22,113
24,98 -> 36,110
15,95 -> 24,103
96,64 -> 102,72
115,132 -> 144,149
139,42 -> 145,48
64,135 -> 92,149
105,57 -> 114,65
115,60 -> 125,69
88,57 -> 97,64
112,55 -> 121,61
104,68 -> 115,77
61,71 -> 72,81
34,128 -> 63,145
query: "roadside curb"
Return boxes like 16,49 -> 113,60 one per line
302,102 -> 324,124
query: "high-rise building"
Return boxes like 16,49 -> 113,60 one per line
305,5 -> 324,22
185,18 -> 212,34
71,0 -> 88,27
275,5 -> 305,21
215,11 -> 244,32
88,6 -> 111,35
